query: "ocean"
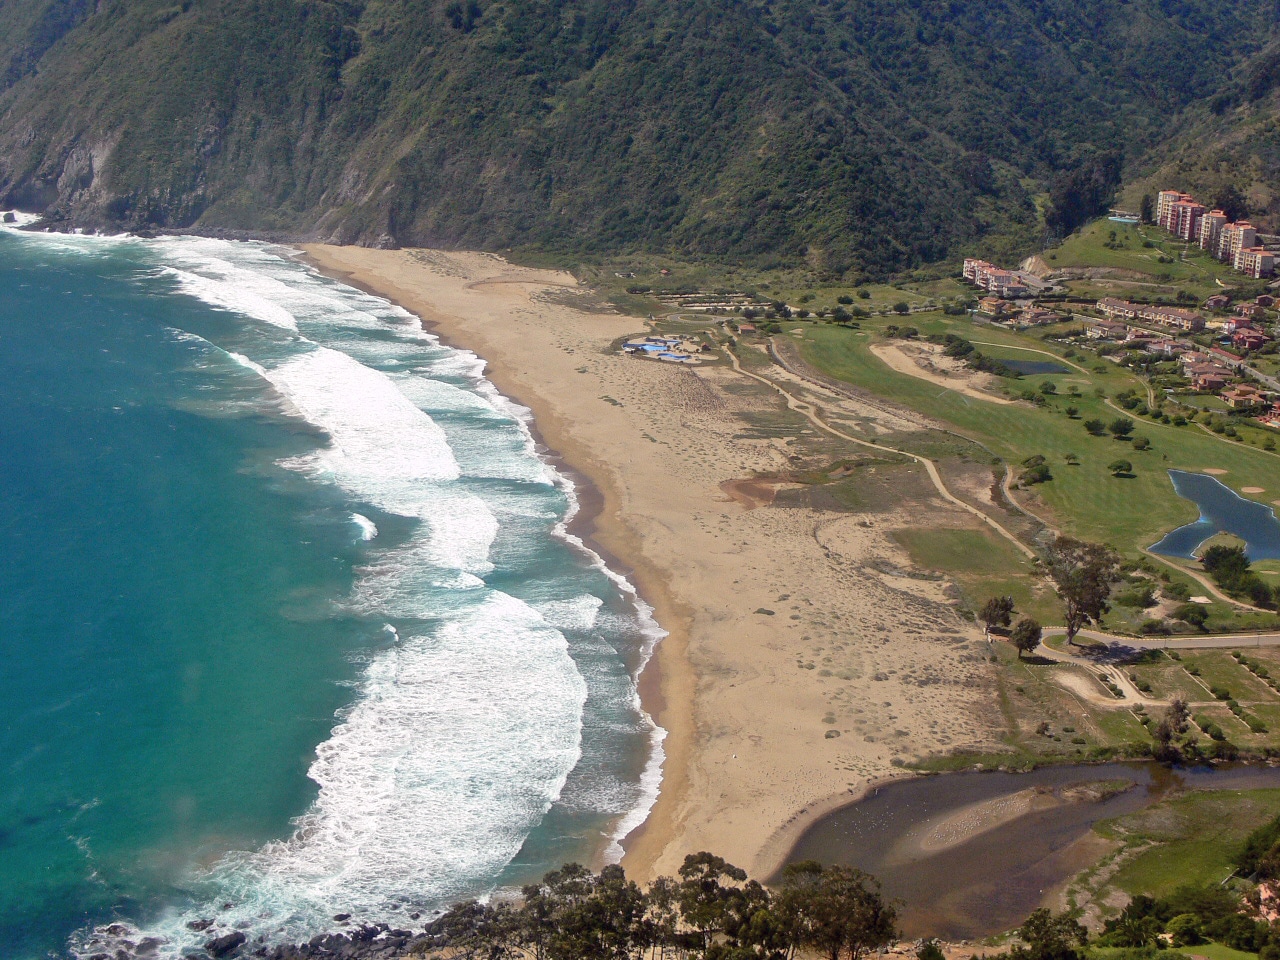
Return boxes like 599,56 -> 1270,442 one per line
0,219 -> 663,959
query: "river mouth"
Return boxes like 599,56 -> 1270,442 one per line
1149,470 -> 1280,561
778,762 -> 1280,940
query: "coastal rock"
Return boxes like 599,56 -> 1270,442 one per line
188,919 -> 216,931
2,212 -> 15,223
204,931 -> 247,957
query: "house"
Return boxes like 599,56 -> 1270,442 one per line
1018,309 -> 1060,326
978,296 -> 1012,317
1086,319 -> 1129,339
1147,340 -> 1187,358
1205,294 -> 1232,310
1222,384 -> 1266,409
1257,295 -> 1276,308
1235,302 -> 1267,319
1193,370 -> 1229,392
1137,305 -> 1205,331
735,323 -> 757,335
1233,330 -> 1270,352
1097,298 -> 1140,321
1210,347 -> 1244,369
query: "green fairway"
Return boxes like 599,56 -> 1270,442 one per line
794,317 -> 1280,556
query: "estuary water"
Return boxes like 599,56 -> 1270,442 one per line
0,222 -> 663,958
1149,469 -> 1280,560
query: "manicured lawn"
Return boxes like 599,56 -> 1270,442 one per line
1191,943 -> 1262,960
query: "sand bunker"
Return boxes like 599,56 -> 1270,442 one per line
869,342 -> 1015,405
1243,487 -> 1265,494
1203,468 -> 1228,475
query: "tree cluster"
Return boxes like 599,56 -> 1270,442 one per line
423,854 -> 897,960
1201,545 -> 1273,608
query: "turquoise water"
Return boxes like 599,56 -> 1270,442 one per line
0,225 -> 662,958
1149,469 -> 1280,560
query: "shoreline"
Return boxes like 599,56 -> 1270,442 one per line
296,248 -> 695,873
296,244 -> 1004,885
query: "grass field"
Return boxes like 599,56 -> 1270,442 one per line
892,527 -> 1061,624
1046,220 -> 1252,300
793,316 -> 1280,556
1090,788 -> 1280,900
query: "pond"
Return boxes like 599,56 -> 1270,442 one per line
1001,358 -> 1069,376
778,762 -> 1280,940
1149,470 -> 1280,561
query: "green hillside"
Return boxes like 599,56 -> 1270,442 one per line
0,0 -> 1276,275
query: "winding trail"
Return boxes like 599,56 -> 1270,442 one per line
724,342 -> 1038,559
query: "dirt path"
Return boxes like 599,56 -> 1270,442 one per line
725,344 -> 1037,559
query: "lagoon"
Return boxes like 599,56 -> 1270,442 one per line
1149,470 -> 1280,560
1001,358 -> 1069,376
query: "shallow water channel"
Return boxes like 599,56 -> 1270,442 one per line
781,762 -> 1280,940
1149,470 -> 1280,561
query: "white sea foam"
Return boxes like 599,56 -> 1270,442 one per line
109,591 -> 587,955
31,234 -> 670,959
351,513 -> 379,541
160,265 -> 301,331
0,209 -> 41,227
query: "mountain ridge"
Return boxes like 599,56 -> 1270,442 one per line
1,0 -> 1277,277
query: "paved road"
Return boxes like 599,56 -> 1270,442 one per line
1042,625 -> 1280,651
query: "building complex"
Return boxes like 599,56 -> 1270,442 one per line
1155,189 -> 1275,278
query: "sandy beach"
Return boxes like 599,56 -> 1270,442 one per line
300,245 -> 1003,882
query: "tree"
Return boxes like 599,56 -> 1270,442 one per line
1009,908 -> 1088,960
1108,417 -> 1134,438
917,942 -> 945,960
980,596 -> 1015,631
1047,537 -> 1121,644
1064,405 -> 1079,419
1174,602 -> 1209,629
1213,184 -> 1249,222
1132,436 -> 1150,451
892,301 -> 911,315
1108,459 -> 1132,476
1168,913 -> 1204,947
1064,452 -> 1080,465
1083,418 -> 1106,436
777,861 -> 897,960
678,852 -> 748,952
1040,381 -> 1057,395
1139,193 -> 1154,224
1010,617 -> 1043,658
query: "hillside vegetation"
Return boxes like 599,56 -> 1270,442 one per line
0,0 -> 1277,275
